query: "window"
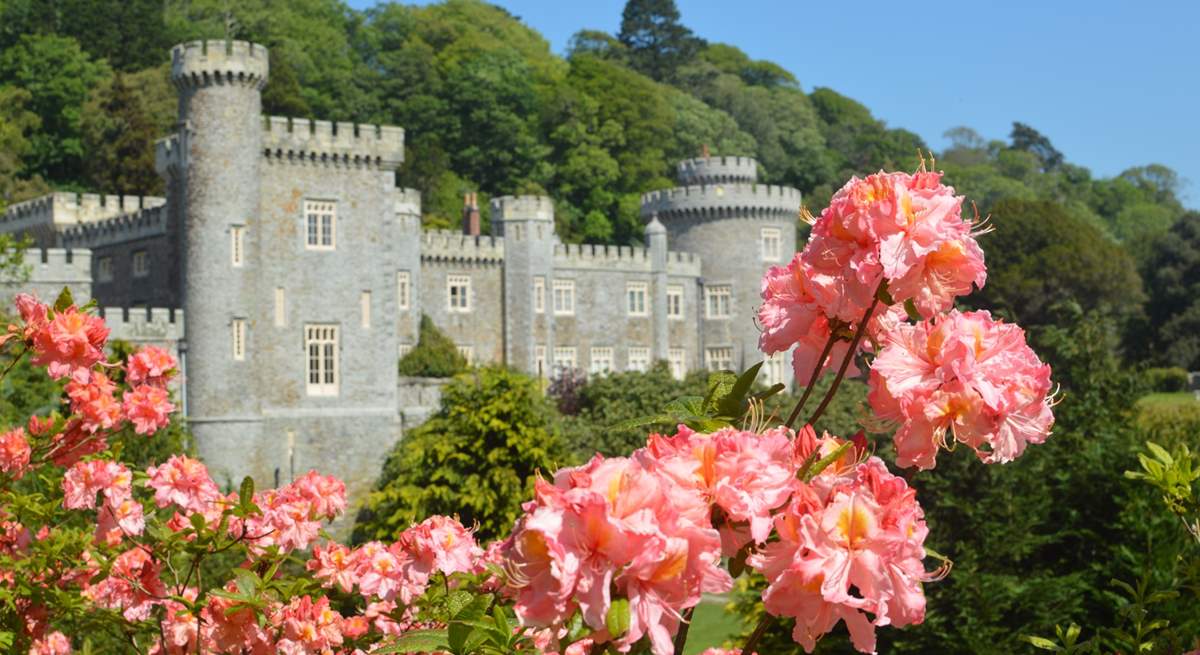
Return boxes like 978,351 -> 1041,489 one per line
628,347 -> 651,373
361,291 -> 372,328
763,352 -> 788,387
534,277 -> 545,314
397,271 -> 411,311
231,319 -> 246,361
447,275 -> 471,312
231,226 -> 244,266
761,227 -> 782,262
552,279 -> 575,316
97,257 -> 113,283
535,345 -> 547,378
457,345 -> 474,365
668,348 -> 687,381
666,285 -> 684,320
589,347 -> 614,376
705,347 -> 734,372
398,343 -> 413,359
553,346 -> 576,375
305,325 -> 339,396
132,250 -> 149,278
274,288 -> 286,327
304,200 -> 336,250
704,285 -> 732,319
626,282 -> 648,317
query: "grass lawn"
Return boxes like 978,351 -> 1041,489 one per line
684,596 -> 745,654
1137,391 -> 1198,407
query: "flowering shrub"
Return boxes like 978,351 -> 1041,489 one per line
0,166 -> 1057,654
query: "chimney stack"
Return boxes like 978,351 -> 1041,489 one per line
462,192 -> 480,236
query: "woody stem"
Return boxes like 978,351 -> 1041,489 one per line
784,333 -> 838,430
805,284 -> 884,427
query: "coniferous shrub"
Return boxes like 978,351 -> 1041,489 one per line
397,314 -> 466,378
354,366 -> 568,542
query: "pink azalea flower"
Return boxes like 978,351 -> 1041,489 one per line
145,455 -> 221,514
125,345 -> 177,388
29,305 -> 109,383
400,514 -> 483,578
95,496 -> 145,546
272,595 -> 345,653
62,460 -> 131,510
29,631 -> 72,655
308,542 -> 359,593
65,372 -> 124,434
122,384 -> 174,435
868,310 -> 1054,468
0,427 -> 31,479
83,547 -> 166,621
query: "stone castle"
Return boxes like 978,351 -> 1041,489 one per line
0,41 -> 800,500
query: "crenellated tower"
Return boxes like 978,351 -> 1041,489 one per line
492,196 -> 556,375
161,39 -> 269,482
640,155 -> 799,383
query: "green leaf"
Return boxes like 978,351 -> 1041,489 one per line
702,371 -> 737,413
233,569 -> 259,597
876,283 -> 895,305
717,361 -> 763,417
606,598 -> 631,638
0,631 -> 13,649
903,298 -> 923,321
800,441 -> 853,481
53,286 -> 74,312
751,383 -> 786,401
728,541 -> 752,578
238,476 -> 255,509
375,629 -> 452,653
1020,635 -> 1063,651
1145,442 -> 1173,465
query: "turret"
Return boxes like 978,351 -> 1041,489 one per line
645,215 -> 670,362
165,40 -> 269,469
640,155 -> 799,382
492,195 -> 556,374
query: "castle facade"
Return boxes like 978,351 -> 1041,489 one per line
0,41 -> 800,500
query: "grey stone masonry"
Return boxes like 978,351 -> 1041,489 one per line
0,38 -> 800,511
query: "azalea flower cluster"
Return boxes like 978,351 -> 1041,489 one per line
758,169 -> 1055,468
868,310 -> 1055,468
758,169 -> 987,381
499,424 -> 932,655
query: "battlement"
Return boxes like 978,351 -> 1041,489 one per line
639,183 -> 801,220
491,196 -> 554,222
99,307 -> 186,346
24,248 -> 92,281
420,230 -> 505,263
667,250 -> 702,276
677,156 -> 759,185
1,193 -> 166,240
170,40 -> 268,89
60,204 -> 168,249
554,243 -> 650,271
262,116 -> 404,170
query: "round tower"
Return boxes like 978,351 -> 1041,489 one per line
640,155 -> 799,380
169,40 -> 269,476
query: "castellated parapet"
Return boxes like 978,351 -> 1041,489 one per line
170,40 -> 269,90
677,156 -> 759,185
639,183 -> 801,220
492,195 -> 554,223
262,116 -> 404,170
420,230 -> 505,263
98,307 -> 185,349
61,205 -> 167,250
2,193 -> 166,245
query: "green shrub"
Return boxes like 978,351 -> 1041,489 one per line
398,314 -> 467,378
354,366 -> 568,542
1143,366 -> 1191,393
1137,400 -> 1200,450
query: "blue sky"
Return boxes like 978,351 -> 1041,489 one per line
347,0 -> 1200,208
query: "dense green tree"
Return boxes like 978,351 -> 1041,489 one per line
398,314 -> 467,378
354,367 -> 568,542
1009,121 -> 1064,172
81,68 -> 172,195
617,0 -> 704,82
0,34 -> 110,185
809,87 -> 925,181
0,86 -> 49,211
1141,212 -> 1200,369
966,198 -> 1144,327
